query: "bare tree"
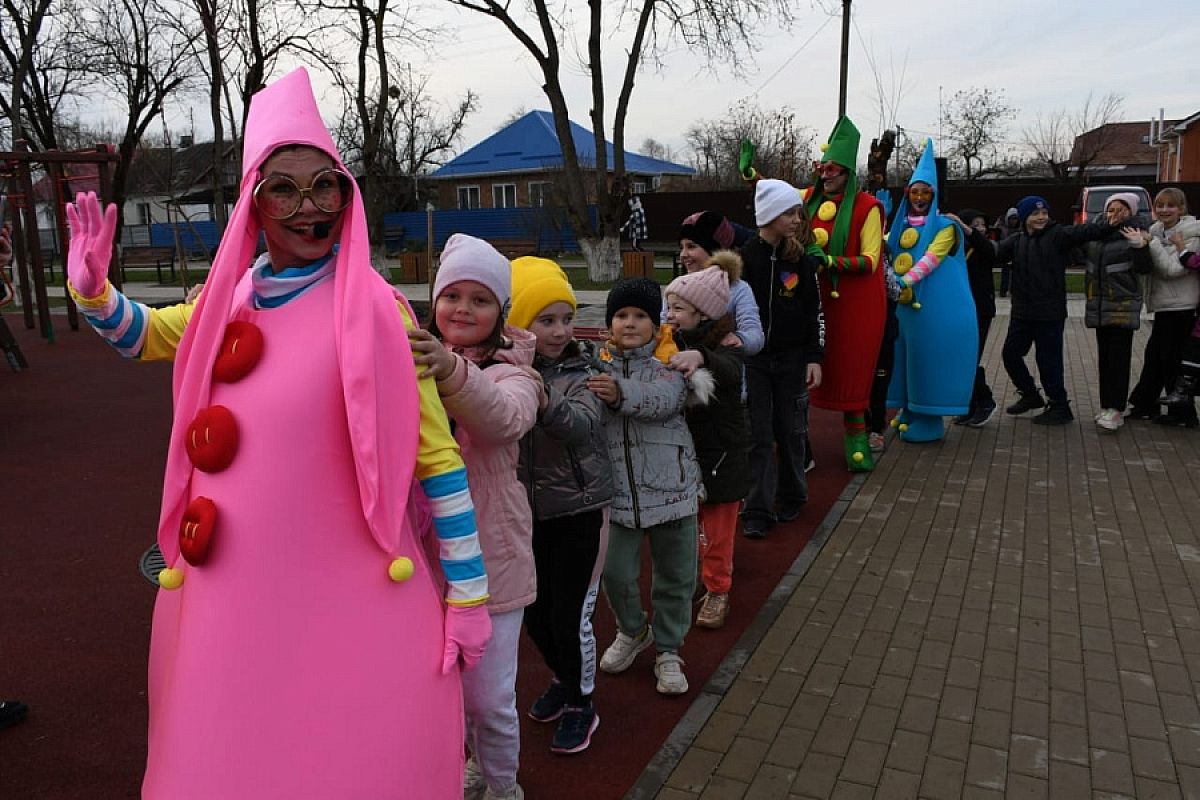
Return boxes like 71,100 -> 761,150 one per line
78,0 -> 195,237
441,0 -> 792,280
640,137 -> 677,163
0,0 -> 53,147
686,100 -> 815,190
1022,91 -> 1125,183
939,86 -> 1016,180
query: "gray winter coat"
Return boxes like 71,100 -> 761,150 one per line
518,344 -> 614,521
1084,215 -> 1151,330
600,340 -> 702,529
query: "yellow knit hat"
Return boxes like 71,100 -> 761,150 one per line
509,256 -> 577,330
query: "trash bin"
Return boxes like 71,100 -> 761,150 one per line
621,250 -> 654,278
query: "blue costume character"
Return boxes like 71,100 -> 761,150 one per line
886,139 -> 978,442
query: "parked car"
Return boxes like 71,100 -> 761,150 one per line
1073,185 -> 1153,225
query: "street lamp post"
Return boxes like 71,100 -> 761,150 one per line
838,0 -> 851,118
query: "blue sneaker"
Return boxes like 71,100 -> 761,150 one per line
550,705 -> 599,754
528,680 -> 571,723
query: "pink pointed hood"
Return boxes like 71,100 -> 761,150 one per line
156,67 -> 420,568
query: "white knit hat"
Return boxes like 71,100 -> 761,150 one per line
755,178 -> 803,226
1106,192 -> 1141,216
433,234 -> 512,308
665,265 -> 730,321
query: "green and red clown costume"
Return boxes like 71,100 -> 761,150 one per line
803,117 -> 887,471
885,138 -> 977,442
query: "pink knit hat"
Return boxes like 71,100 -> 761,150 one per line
433,234 -> 512,310
665,265 -> 730,320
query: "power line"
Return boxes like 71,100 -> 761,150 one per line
747,14 -> 836,98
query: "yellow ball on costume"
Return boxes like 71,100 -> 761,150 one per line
898,423 -> 909,432
813,228 -> 829,248
890,418 -> 899,428
820,143 -> 829,153
158,567 -> 185,590
818,201 -> 837,222
899,228 -> 919,249
912,302 -> 922,310
831,290 -> 840,299
388,557 -> 415,583
893,253 -> 913,274
852,452 -> 864,463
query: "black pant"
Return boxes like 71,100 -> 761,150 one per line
971,316 -> 996,411
868,304 -> 899,434
744,350 -> 809,522
1130,310 -> 1197,416
1002,317 -> 1068,405
523,509 -> 604,704
1095,327 -> 1134,410
999,265 -> 1011,295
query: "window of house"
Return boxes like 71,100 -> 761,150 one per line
137,202 -> 152,226
529,181 -> 553,207
631,181 -> 647,195
492,183 -> 517,209
457,186 -> 481,210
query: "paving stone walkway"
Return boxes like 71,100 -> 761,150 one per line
645,314 -> 1200,800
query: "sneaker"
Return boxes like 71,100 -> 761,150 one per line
696,592 -> 730,629
464,755 -> 486,800
966,402 -> 998,428
777,502 -> 804,522
483,785 -> 525,800
868,432 -> 885,453
0,700 -> 28,730
529,680 -> 571,723
599,626 -> 654,674
550,705 -> 599,754
741,517 -> 769,540
804,455 -> 816,473
1153,412 -> 1200,428
1096,408 -> 1123,431
1032,402 -> 1074,425
951,411 -> 973,425
1006,391 -> 1045,415
1126,405 -> 1158,421
654,652 -> 689,695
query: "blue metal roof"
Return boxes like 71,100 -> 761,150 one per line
431,110 -> 694,179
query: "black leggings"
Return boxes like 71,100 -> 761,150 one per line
1129,309 -> 1196,414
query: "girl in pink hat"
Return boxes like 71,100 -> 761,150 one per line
66,68 -> 489,798
409,233 -> 540,800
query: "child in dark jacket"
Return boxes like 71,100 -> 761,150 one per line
510,257 -> 613,755
589,277 -> 704,696
664,252 -> 751,630
738,179 -> 824,539
951,208 -> 999,427
996,195 -> 1115,425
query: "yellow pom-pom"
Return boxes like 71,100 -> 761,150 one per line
813,228 -> 829,248
852,452 -> 865,463
898,423 -> 909,432
830,290 -> 840,299
899,228 -> 919,249
388,557 -> 415,583
158,567 -> 185,590
820,142 -> 829,153
912,302 -> 922,310
890,418 -> 899,428
818,201 -> 837,222
893,253 -> 913,273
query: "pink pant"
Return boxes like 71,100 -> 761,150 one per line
699,501 -> 740,594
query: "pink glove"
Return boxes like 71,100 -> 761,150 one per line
65,191 -> 118,299
442,603 -> 492,675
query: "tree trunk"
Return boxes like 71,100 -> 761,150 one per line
579,234 -> 621,283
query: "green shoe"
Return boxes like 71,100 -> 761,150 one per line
843,432 -> 875,472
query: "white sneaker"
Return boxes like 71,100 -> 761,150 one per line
1097,408 -> 1124,431
483,785 -> 524,800
600,626 -> 654,673
654,651 -> 689,695
464,755 -> 486,800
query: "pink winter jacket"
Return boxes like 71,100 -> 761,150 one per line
439,327 -> 540,614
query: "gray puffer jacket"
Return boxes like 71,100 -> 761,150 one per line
600,339 -> 702,529
518,343 -> 614,521
1084,215 -> 1152,330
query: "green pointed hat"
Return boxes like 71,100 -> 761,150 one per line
820,116 -> 861,170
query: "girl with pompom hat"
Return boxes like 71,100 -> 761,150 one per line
65,68 -> 489,798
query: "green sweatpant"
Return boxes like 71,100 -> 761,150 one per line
602,515 -> 698,654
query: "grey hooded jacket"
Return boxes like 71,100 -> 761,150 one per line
518,345 -> 614,521
600,339 -> 702,529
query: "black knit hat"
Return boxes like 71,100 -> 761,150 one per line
680,211 -> 736,256
606,277 -> 662,327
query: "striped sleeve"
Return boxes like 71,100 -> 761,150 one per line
420,467 -> 489,607
70,281 -> 195,361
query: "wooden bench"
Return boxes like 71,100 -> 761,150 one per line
574,326 -> 607,342
490,239 -> 538,259
122,246 -> 176,283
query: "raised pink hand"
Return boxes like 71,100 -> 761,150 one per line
441,603 -> 492,674
65,192 -> 118,298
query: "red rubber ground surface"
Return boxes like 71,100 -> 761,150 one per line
0,318 -> 852,799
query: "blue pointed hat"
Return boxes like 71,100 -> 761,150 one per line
897,138 -> 939,219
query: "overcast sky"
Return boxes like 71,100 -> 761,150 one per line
147,0 -> 1199,166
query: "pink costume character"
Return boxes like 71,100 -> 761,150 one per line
67,68 -> 490,798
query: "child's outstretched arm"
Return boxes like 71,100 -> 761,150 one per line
438,355 -> 540,445
610,366 -> 687,421
538,371 -> 606,448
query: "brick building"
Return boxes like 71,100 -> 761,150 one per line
1153,110 -> 1200,181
